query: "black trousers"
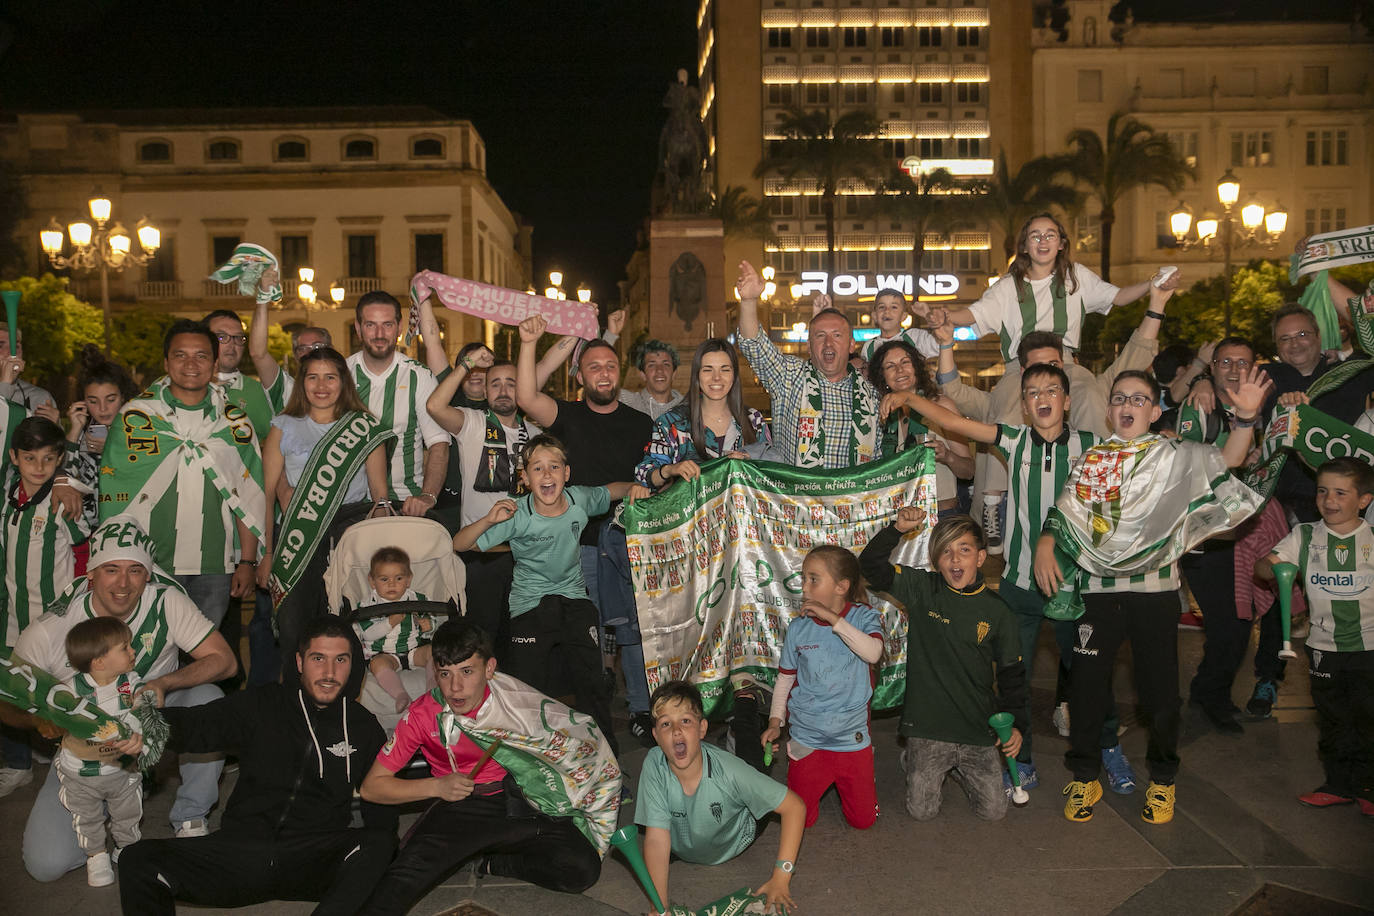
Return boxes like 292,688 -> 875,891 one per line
118,827 -> 396,916
458,549 -> 515,664
1309,646 -> 1374,800
1067,591 -> 1182,785
505,594 -> 617,754
359,790 -> 601,916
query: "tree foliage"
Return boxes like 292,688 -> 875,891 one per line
978,148 -> 1084,266
711,185 -> 774,242
0,275 -> 104,393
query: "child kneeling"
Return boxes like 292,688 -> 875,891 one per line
762,545 -> 882,829
353,546 -> 435,712
859,511 -> 1027,821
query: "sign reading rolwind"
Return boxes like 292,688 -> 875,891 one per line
622,450 -> 936,716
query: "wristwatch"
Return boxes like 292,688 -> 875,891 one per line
775,859 -> 795,874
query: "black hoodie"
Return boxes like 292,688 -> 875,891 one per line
162,628 -> 395,838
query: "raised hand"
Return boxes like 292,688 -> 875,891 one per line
486,499 -> 517,524
812,293 -> 832,316
879,390 -> 916,423
931,317 -> 955,345
1230,365 -> 1274,419
472,346 -> 495,369
1185,377 -> 1216,414
607,309 -> 626,337
1277,391 -> 1309,408
736,261 -> 765,300
894,505 -> 926,533
518,315 -> 548,342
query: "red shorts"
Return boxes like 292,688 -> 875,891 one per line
786,744 -> 877,829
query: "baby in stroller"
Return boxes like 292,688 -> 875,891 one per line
354,546 -> 436,712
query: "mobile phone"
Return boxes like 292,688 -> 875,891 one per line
86,423 -> 108,439
1152,266 -> 1178,288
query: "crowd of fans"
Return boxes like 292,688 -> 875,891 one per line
0,211 -> 1371,915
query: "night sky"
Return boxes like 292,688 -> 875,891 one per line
1,0 -> 1360,301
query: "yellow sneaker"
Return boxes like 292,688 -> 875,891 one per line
1062,779 -> 1103,822
1141,782 -> 1175,824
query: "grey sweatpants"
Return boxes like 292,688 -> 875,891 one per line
903,737 -> 1007,822
55,762 -> 142,855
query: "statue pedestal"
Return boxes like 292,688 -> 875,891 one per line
648,218 -> 726,358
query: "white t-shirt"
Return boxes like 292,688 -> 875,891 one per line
859,326 -> 940,363
969,263 -> 1119,360
453,407 -> 541,528
1271,520 -> 1374,653
16,585 -> 216,684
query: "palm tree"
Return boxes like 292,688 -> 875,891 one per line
977,148 -> 1084,270
1051,111 -> 1195,282
874,165 -> 986,282
754,108 -> 888,293
710,185 -> 775,243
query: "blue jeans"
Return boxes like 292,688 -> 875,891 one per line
1,725 -> 31,769
998,578 -> 1121,761
581,524 -> 650,716
246,587 -> 281,687
174,574 -> 233,629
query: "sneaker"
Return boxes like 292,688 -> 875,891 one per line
982,497 -> 1003,555
112,846 -> 124,865
1246,680 -> 1278,719
1141,782 -> 1175,824
1178,611 -> 1203,629
1062,779 -> 1103,822
1202,705 -> 1244,736
1053,702 -> 1070,737
1002,761 -> 1039,797
0,767 -> 34,799
1297,790 -> 1354,808
174,818 -> 209,838
1101,744 -> 1137,795
87,852 -> 115,887
1358,798 -> 1374,817
629,712 -> 656,749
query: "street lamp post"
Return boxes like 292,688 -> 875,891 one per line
295,266 -> 345,322
39,194 -> 160,354
1169,169 -> 1286,336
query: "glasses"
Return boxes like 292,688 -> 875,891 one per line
1109,393 -> 1153,408
294,342 -> 326,356
1212,357 -> 1252,370
215,333 -> 247,345
1277,330 -> 1313,345
1023,385 -> 1064,400
1027,231 -> 1060,243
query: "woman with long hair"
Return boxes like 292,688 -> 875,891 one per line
64,345 -> 139,529
868,339 -> 973,517
258,347 -> 391,679
635,338 -> 771,489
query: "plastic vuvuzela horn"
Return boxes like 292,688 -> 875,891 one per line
1273,562 -> 1299,660
989,712 -> 1028,806
1,290 -> 19,355
610,824 -> 667,915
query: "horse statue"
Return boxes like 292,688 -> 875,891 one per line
656,69 -> 710,216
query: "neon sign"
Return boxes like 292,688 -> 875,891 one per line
796,272 -> 960,297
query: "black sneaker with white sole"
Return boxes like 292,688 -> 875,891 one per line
630,712 -> 656,748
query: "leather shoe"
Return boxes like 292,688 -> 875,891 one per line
1297,790 -> 1354,808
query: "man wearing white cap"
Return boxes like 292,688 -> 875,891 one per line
9,515 -> 237,880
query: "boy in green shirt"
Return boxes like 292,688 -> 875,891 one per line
635,680 -> 804,914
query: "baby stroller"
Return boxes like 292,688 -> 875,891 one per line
322,515 -> 466,730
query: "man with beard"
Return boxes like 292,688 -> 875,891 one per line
620,340 -> 683,420
427,355 -> 540,662
117,615 -> 396,915
346,291 -> 449,517
734,261 -> 880,469
515,315 -> 654,743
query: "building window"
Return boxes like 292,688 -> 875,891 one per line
955,83 -> 982,103
1230,130 -> 1273,168
347,234 -> 378,278
842,26 -> 868,47
1305,129 -> 1347,166
954,26 -> 981,47
918,138 -> 945,158
954,250 -> 984,272
847,251 -> 871,271
279,235 -> 310,276
411,136 -> 444,159
954,137 -> 984,157
890,84 -> 906,103
1301,66 -> 1329,95
769,197 -> 795,217
918,83 -> 944,104
145,236 -> 176,282
343,136 -> 377,160
275,138 -> 308,161
138,140 -> 172,163
211,235 -> 241,268
767,85 -> 795,106
1077,69 -> 1102,102
806,197 -> 824,218
415,233 -> 444,273
880,26 -> 905,47
1166,130 -> 1199,169
920,249 -> 947,271
879,250 -> 907,272
842,84 -> 870,104
804,27 -> 829,48
881,139 -> 908,158
917,27 -> 942,47
207,139 -> 240,162
767,27 -> 792,48
804,252 -> 825,271
1304,207 -> 1347,236
804,84 -> 831,105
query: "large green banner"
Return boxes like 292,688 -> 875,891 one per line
622,450 -> 936,716
1244,403 -> 1374,497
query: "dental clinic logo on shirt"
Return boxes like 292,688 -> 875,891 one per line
1074,623 -> 1098,657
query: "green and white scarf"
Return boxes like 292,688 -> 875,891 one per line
71,671 -> 169,773
98,379 -> 265,546
434,673 -> 622,855
794,368 -> 878,468
1044,434 -> 1263,619
268,411 -> 395,607
208,242 -> 282,304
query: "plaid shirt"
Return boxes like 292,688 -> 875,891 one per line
737,330 -> 879,469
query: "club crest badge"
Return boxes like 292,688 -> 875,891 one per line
1077,623 -> 1093,648
976,621 -> 990,644
1335,545 -> 1350,565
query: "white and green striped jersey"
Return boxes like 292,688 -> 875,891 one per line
1,476 -> 90,647
218,370 -> 275,445
263,365 -> 291,414
993,423 -> 1098,592
15,583 -> 215,683
347,352 -> 448,501
1273,520 -> 1374,652
353,588 -> 433,658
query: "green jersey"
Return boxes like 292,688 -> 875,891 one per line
1273,520 -> 1374,652
218,370 -> 275,445
2,474 -> 90,646
347,352 -> 448,501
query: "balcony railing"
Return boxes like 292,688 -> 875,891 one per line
343,277 -> 381,294
137,281 -> 182,300
202,280 -> 246,298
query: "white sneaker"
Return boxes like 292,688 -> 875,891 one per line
981,496 -> 1003,555
174,818 -> 209,838
0,767 -> 34,798
87,852 -> 115,887
1053,702 -> 1070,737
